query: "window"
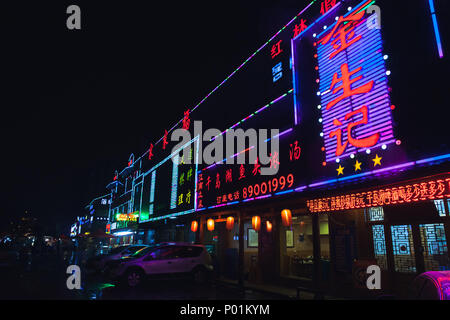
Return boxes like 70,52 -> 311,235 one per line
178,246 -> 203,258
368,207 -> 384,222
434,200 -> 446,217
391,225 -> 416,273
371,225 -> 388,270
419,223 -> 449,271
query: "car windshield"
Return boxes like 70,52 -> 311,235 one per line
127,246 -> 146,254
109,246 -> 128,255
131,245 -> 159,258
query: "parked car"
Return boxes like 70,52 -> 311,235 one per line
108,242 -> 214,287
410,271 -> 450,300
86,244 -> 148,274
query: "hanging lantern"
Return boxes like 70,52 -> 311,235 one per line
207,218 -> 215,231
252,216 -> 261,231
190,220 -> 198,232
226,216 -> 235,231
266,221 -> 273,232
281,209 -> 292,227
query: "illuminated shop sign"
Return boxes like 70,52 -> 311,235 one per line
307,174 -> 450,213
111,1 -> 447,216
315,1 -> 394,163
138,137 -> 199,223
197,131 -> 301,209
115,212 -> 139,221
111,220 -> 136,230
194,0 -> 449,211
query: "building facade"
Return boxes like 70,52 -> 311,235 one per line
104,0 -> 449,297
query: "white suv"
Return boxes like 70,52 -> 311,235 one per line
108,243 -> 214,287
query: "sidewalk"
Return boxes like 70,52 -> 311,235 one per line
215,277 -> 344,300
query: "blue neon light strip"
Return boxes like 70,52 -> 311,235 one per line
429,0 -> 444,58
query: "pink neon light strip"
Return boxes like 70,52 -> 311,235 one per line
135,1 -> 320,163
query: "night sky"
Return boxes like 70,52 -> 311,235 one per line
1,0 -> 311,232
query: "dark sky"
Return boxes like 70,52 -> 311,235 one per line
1,0 -> 310,231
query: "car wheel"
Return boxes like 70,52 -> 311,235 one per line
192,268 -> 207,284
125,268 -> 144,288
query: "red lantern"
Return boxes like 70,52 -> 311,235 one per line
252,216 -> 261,231
266,221 -> 273,232
207,219 -> 215,231
226,216 -> 235,231
191,220 -> 198,232
281,209 -> 292,227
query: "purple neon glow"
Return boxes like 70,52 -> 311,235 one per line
255,195 -> 272,200
196,152 -> 450,212
317,13 -> 394,163
133,1 -> 320,162
211,89 -> 293,142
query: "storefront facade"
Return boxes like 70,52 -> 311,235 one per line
103,0 -> 448,297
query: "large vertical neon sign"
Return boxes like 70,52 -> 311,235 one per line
316,1 -> 395,163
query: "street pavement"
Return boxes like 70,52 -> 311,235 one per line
0,251 -> 283,300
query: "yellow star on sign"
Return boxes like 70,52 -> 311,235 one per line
354,160 -> 362,172
336,165 -> 344,176
372,154 -> 382,167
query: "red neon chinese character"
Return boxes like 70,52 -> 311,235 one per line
197,174 -> 203,190
252,158 -> 261,176
225,169 -> 232,183
329,106 -> 380,156
320,0 -> 337,15
206,176 -> 211,191
293,19 -> 308,38
182,109 -> 190,130
320,9 -> 364,59
327,63 -> 374,110
238,164 -> 246,180
289,141 -> 301,161
269,152 -> 280,170
148,143 -> 154,160
271,40 -> 283,59
215,173 -> 221,189
162,130 -> 169,150
436,180 -> 446,198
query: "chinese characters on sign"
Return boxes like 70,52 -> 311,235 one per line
307,176 -> 450,213
316,7 -> 394,162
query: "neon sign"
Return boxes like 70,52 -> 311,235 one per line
307,174 -> 450,213
316,1 -> 394,163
